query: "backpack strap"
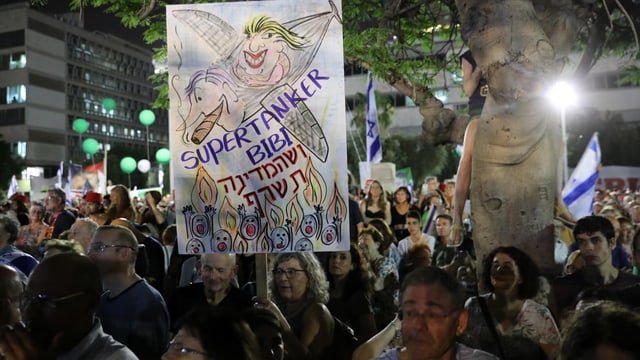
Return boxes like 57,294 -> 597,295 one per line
477,296 -> 506,359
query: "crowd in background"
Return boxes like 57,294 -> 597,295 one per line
0,178 -> 639,359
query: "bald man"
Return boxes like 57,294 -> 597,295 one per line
0,253 -> 137,359
168,253 -> 253,330
89,225 -> 169,359
0,264 -> 22,327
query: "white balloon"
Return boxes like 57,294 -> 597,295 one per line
137,159 -> 151,173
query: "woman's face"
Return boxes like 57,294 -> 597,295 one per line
329,251 -> 354,278
274,258 -> 309,303
489,252 -> 523,294
358,233 -> 380,259
29,205 -> 44,221
369,182 -> 382,198
395,189 -> 408,204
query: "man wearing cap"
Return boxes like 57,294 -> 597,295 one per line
85,191 -> 109,226
41,188 -> 76,240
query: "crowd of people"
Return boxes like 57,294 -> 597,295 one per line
0,181 -> 639,360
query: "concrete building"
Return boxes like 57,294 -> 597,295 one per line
0,2 -> 168,180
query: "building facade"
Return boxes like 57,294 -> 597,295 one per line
0,2 -> 168,179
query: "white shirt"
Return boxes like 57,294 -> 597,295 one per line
398,233 -> 436,256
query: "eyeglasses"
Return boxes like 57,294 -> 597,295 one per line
272,268 -> 306,279
88,243 -> 136,253
399,307 -> 458,322
166,340 -> 211,357
21,291 -> 85,310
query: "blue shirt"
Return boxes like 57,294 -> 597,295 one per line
374,343 -> 499,360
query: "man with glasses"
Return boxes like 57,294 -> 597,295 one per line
0,253 -> 137,359
0,264 -> 22,328
373,266 -> 496,360
0,215 -> 37,277
168,253 -> 253,331
42,188 -> 76,240
89,225 -> 169,359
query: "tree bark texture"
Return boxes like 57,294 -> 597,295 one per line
455,0 -> 581,276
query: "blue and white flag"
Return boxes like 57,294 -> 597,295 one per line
562,132 -> 601,219
56,161 -> 64,189
7,175 -> 18,199
366,72 -> 382,163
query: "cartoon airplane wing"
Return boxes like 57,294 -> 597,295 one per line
171,9 -> 243,65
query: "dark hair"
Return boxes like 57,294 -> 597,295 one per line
177,306 -> 261,360
435,214 -> 453,224
367,219 -> 397,247
400,265 -> 466,311
559,301 -> 640,360
360,226 -> 390,254
327,244 -> 373,298
573,216 -> 615,243
482,246 -> 539,299
394,186 -> 412,204
406,210 -> 421,221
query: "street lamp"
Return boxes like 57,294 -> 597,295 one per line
548,81 -> 577,186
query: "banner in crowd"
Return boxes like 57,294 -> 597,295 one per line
166,0 -> 348,254
598,166 -> 640,191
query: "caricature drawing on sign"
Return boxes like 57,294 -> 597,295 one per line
172,1 -> 342,161
180,68 -> 246,144
294,238 -> 314,251
186,238 -> 206,254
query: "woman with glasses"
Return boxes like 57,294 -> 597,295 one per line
326,244 -> 377,344
162,306 -> 261,360
257,252 -> 334,360
461,246 -> 560,359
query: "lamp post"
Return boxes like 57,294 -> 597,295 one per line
548,81 -> 577,186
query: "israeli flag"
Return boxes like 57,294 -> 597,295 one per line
7,175 -> 18,199
562,132 -> 601,219
366,72 -> 382,163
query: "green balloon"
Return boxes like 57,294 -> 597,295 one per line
155,148 -> 171,164
120,157 -> 137,174
72,118 -> 89,134
82,138 -> 99,155
139,109 -> 156,126
102,98 -> 116,111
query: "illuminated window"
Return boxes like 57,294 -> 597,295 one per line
6,85 -> 26,103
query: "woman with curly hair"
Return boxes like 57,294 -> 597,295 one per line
360,180 -> 391,225
461,246 -> 560,359
326,244 -> 376,343
358,226 -> 399,331
258,252 -> 334,360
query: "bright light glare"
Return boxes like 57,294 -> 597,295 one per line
547,81 -> 577,108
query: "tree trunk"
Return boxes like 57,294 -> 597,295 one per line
455,0 -> 582,277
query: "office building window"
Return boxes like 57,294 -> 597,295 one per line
0,30 -> 24,49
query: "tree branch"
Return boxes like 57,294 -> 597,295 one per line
137,0 -> 157,21
574,6 -> 609,78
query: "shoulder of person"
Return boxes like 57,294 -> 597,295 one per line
304,302 -> 333,323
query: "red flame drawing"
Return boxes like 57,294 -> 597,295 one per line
304,158 -> 326,206
191,166 -> 218,212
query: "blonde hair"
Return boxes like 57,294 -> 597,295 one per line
244,15 -> 307,49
